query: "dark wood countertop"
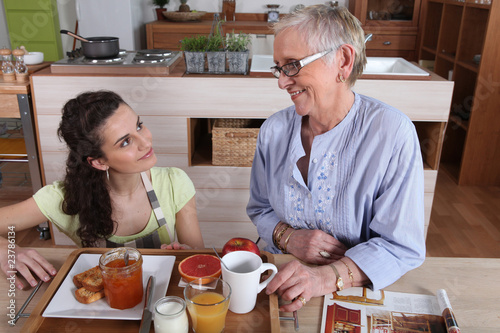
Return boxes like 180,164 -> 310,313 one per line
146,17 -> 275,35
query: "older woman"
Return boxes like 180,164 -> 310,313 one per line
0,90 -> 204,289
247,5 -> 425,312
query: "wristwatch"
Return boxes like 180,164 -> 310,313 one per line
329,264 -> 344,291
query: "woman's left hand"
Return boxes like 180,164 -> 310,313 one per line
266,260 -> 334,312
160,242 -> 192,250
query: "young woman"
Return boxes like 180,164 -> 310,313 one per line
0,90 -> 204,289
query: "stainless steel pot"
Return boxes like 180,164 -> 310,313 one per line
60,30 -> 120,59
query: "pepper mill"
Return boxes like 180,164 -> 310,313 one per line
12,48 -> 28,83
0,48 -> 15,82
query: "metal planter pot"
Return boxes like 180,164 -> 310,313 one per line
184,51 -> 205,74
227,50 -> 249,75
207,51 -> 226,74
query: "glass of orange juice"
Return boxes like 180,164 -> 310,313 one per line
183,277 -> 231,333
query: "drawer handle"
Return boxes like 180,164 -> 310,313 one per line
383,41 -> 392,45
225,132 -> 256,138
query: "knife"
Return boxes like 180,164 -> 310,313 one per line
139,275 -> 155,333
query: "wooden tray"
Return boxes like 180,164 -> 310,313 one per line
22,248 -> 280,333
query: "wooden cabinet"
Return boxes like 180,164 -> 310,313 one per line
349,0 -> 422,60
146,19 -> 274,51
419,0 -> 499,185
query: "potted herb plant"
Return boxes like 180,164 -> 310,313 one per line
206,34 -> 225,74
181,35 -> 207,74
226,31 -> 252,74
152,0 -> 169,20
179,0 -> 190,12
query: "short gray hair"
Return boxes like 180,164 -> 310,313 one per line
273,5 -> 366,87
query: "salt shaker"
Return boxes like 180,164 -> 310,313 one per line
0,48 -> 15,82
12,48 -> 28,82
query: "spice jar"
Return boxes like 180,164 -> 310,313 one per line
0,48 -> 15,82
99,247 -> 144,309
12,48 -> 28,83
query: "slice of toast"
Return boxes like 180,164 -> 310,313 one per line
75,287 -> 105,304
73,266 -> 101,289
81,271 -> 104,292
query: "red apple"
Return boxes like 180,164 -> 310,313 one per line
222,237 -> 260,256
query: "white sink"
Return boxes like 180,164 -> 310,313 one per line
363,57 -> 430,76
250,55 -> 274,75
250,55 -> 430,77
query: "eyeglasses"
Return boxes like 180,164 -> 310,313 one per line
270,48 -> 334,79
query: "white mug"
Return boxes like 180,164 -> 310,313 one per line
221,251 -> 278,314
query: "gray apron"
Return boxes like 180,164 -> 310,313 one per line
97,172 -> 175,249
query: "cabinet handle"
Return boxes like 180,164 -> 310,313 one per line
383,41 -> 392,45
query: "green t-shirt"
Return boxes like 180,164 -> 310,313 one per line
33,167 -> 195,247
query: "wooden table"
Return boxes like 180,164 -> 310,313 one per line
2,248 -> 499,332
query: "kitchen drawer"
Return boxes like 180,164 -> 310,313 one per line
0,94 -> 20,118
366,34 -> 416,51
151,33 -> 188,50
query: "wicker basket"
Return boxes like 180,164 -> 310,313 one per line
212,118 -> 264,167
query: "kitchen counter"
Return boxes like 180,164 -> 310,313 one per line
30,68 -> 453,246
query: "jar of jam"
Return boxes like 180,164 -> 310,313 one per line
99,247 -> 143,309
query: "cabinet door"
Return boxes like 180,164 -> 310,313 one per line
3,0 -> 63,61
351,0 -> 422,27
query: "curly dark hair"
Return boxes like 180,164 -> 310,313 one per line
57,90 -> 126,247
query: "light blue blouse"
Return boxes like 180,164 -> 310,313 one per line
247,93 -> 426,290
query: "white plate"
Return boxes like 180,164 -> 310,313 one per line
42,253 -> 175,320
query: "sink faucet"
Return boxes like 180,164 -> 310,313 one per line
364,33 -> 373,44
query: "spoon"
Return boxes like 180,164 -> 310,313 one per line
60,29 -> 89,43
124,249 -> 129,266
212,246 -> 229,270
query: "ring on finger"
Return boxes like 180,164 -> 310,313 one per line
319,250 -> 331,258
298,296 -> 307,306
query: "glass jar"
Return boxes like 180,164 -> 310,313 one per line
1,48 -> 15,81
154,296 -> 189,333
99,247 -> 143,309
12,49 -> 27,74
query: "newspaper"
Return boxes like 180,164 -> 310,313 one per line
320,287 -> 449,333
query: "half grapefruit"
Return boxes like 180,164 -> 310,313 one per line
178,254 -> 222,283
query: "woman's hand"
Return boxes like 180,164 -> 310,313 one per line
0,246 -> 57,290
160,242 -> 192,250
266,260 -> 334,312
286,229 -> 348,264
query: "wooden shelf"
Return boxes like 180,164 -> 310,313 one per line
0,137 -> 27,160
419,0 -> 500,185
421,45 -> 437,55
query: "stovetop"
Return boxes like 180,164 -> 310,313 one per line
53,50 -> 181,67
50,50 -> 182,75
